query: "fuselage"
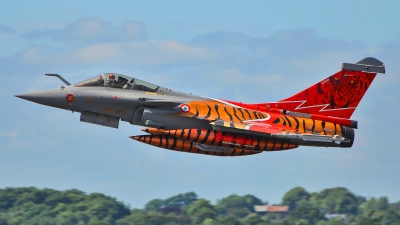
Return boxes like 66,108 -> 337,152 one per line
16,72 -> 354,156
16,57 -> 386,156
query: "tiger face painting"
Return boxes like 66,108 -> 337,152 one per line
317,70 -> 376,109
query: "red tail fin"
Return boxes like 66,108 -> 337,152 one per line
270,57 -> 385,119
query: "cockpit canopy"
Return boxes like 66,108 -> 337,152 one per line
74,73 -> 159,92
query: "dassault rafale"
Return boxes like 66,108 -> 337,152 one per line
16,57 -> 385,157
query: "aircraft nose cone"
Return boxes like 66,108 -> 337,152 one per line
15,90 -> 53,106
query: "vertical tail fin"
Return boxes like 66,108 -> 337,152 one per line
272,57 -> 385,119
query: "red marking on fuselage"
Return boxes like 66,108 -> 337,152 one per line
66,93 -> 74,102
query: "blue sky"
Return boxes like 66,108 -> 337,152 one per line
1,1 -> 400,207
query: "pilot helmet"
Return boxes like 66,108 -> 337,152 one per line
109,74 -> 115,79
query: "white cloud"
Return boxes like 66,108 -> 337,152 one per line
22,46 -> 45,64
0,130 -> 18,138
18,40 -> 218,66
23,18 -> 147,43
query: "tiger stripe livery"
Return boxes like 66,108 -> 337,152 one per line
272,116 -> 344,136
142,128 -> 299,152
175,100 -> 268,123
163,128 -> 298,151
17,57 -> 383,157
130,135 -> 260,157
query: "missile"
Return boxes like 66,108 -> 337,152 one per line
160,129 -> 298,151
130,134 -> 260,156
141,128 -> 166,135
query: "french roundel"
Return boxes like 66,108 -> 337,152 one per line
180,104 -> 190,113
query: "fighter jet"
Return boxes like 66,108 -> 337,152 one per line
16,57 -> 385,156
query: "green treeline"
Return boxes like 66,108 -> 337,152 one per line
0,187 -> 400,225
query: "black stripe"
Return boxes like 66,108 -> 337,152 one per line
165,135 -> 169,148
187,129 -> 192,140
253,111 -> 260,119
258,112 -> 265,119
194,108 -> 199,118
224,107 -> 234,121
189,142 -> 193,151
204,104 -> 212,120
192,129 -> 201,142
334,124 -> 337,135
215,104 -> 220,119
271,138 -> 276,150
231,149 -> 236,156
149,135 -> 153,145
311,119 -> 315,133
210,131 -> 216,145
292,116 -> 300,130
171,137 -> 177,150
180,129 -> 185,139
239,150 -> 244,155
237,108 -> 245,120
284,116 -> 292,127
263,138 -> 268,151
279,140 -> 284,150
217,131 -> 224,146
158,136 -> 163,147
201,130 -> 211,144
321,121 -> 326,135
217,138 -> 223,146
254,136 -> 260,150
302,120 -> 306,132
232,107 -> 242,121
244,109 -> 252,119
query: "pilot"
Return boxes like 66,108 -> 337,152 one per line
108,74 -> 116,87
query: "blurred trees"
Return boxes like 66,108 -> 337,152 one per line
187,199 -> 218,224
309,187 -> 359,214
0,187 -> 129,225
285,201 -> 326,225
215,194 -> 262,218
0,186 -> 399,225
282,187 -> 310,210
